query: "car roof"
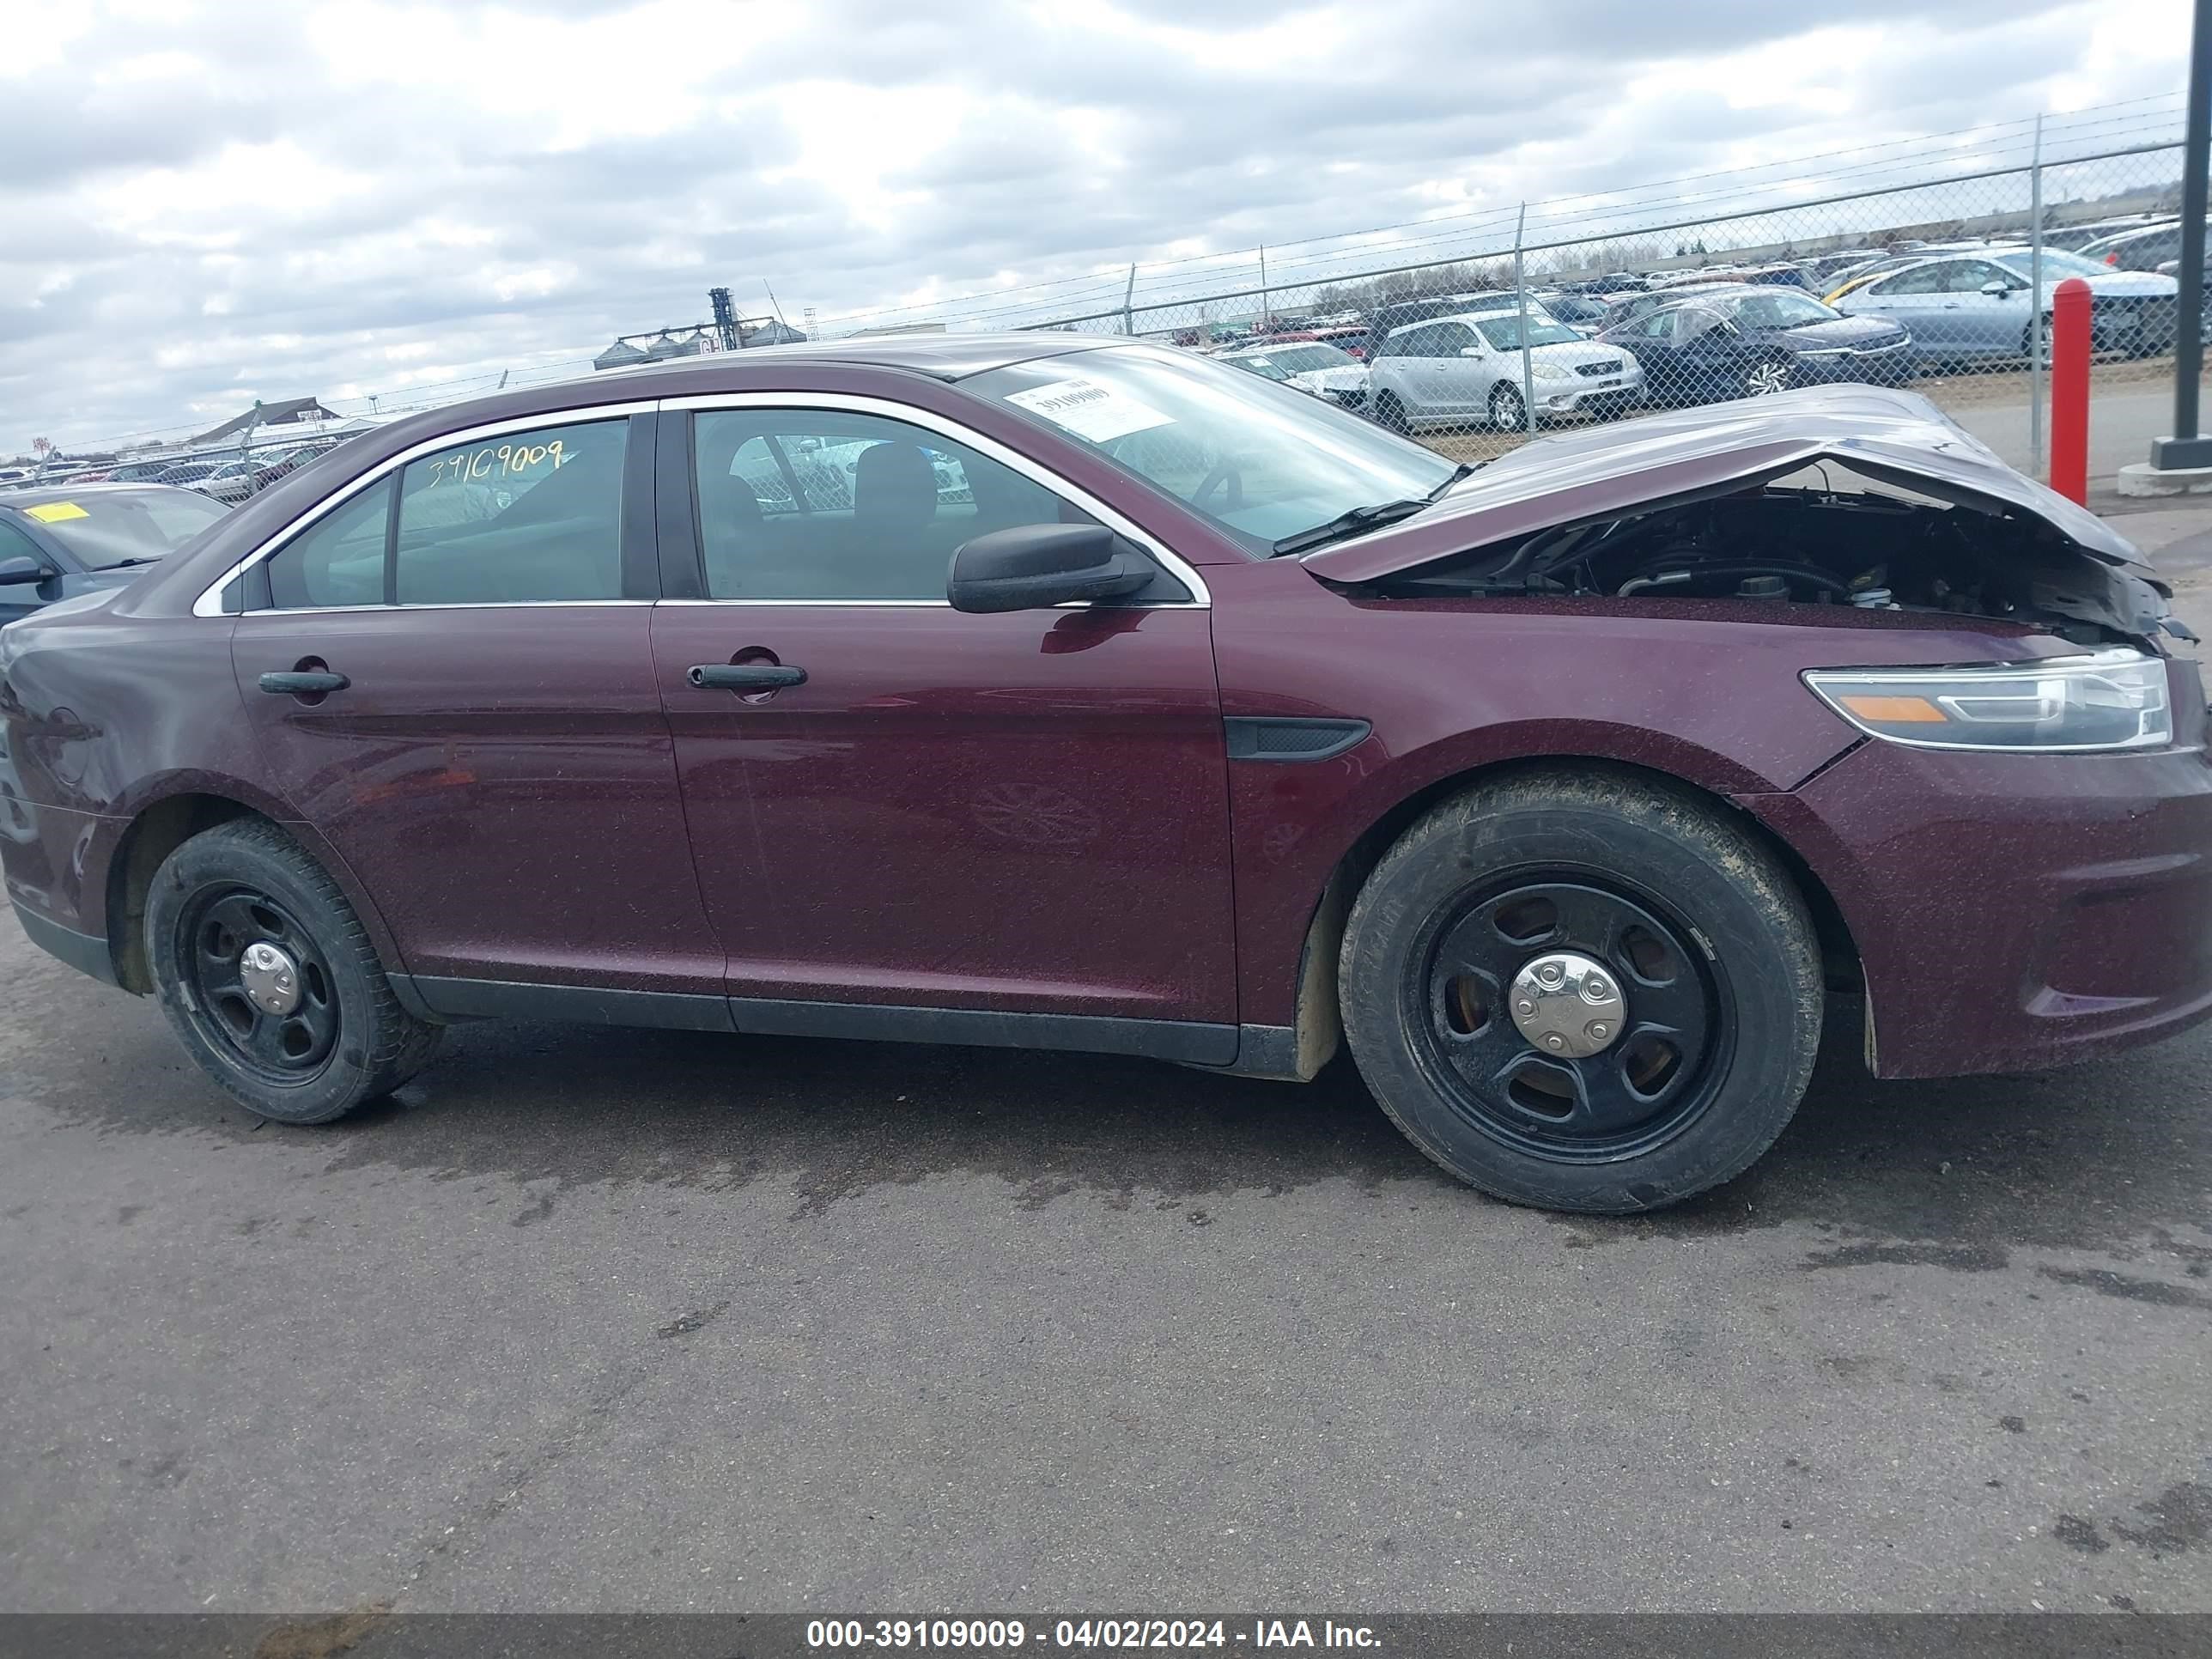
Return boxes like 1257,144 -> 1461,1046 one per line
592,331 -> 1117,385
1,482 -> 205,508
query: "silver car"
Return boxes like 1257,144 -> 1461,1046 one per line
1832,246 -> 2181,362
1366,310 -> 1644,432
1215,341 -> 1370,407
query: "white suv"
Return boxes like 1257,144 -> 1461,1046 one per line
1365,311 -> 1644,433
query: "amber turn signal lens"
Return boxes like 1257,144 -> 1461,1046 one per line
1835,694 -> 1948,724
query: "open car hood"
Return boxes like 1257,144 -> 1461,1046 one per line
1304,385 -> 2155,587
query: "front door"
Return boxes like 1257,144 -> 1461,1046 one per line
231,411 -> 726,1000
653,401 -> 1238,1054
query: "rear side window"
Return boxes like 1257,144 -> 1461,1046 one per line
395,419 -> 626,605
259,418 -> 629,609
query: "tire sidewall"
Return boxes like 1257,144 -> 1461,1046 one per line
1341,787 -> 1820,1212
1490,384 -> 1524,430
147,829 -> 387,1124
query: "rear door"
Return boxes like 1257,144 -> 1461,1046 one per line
650,395 -> 1238,1054
229,408 -> 727,1008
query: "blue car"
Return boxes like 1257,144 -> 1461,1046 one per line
0,484 -> 229,623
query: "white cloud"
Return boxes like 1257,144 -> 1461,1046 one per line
0,0 -> 2191,453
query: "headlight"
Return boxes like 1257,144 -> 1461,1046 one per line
1803,649 -> 2172,751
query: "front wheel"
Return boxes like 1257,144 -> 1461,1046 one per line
1488,381 -> 1527,432
1373,389 -> 1411,434
1742,353 -> 1794,397
147,818 -> 441,1124
1339,769 -> 1822,1212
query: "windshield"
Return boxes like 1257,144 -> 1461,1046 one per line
1245,344 -> 1355,374
1475,316 -> 1580,350
1730,292 -> 1840,327
971,344 -> 1455,552
23,489 -> 228,568
1990,248 -> 2109,280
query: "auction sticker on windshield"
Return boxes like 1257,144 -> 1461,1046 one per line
1005,377 -> 1175,443
23,502 -> 88,523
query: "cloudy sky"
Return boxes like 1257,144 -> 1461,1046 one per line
0,0 -> 2192,454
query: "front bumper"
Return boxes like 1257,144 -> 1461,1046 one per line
1794,342 -> 1913,383
1745,718 -> 2212,1079
1534,370 -> 1644,416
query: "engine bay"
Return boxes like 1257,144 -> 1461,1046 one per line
1365,483 -> 2172,647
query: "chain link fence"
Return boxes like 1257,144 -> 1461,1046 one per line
1006,137 -> 2200,478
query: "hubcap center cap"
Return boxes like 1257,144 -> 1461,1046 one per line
240,940 -> 302,1017
1509,951 -> 1626,1059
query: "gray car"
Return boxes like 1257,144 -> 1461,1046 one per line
1832,246 -> 2180,362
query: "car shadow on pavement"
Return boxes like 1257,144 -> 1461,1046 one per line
21,970 -> 2209,1256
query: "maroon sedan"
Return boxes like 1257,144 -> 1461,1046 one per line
3,337 -> 2205,1213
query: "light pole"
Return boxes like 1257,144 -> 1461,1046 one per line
2151,0 -> 2212,471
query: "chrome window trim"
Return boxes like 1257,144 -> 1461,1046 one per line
190,402 -> 658,617
658,389 -> 1211,607
234,599 -> 655,617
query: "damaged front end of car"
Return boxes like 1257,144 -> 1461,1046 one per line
1303,385 -> 2179,648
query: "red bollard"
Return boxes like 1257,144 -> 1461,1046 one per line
2048,276 -> 2094,504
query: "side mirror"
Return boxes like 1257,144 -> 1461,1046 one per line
1980,279 -> 2013,296
948,523 -> 1154,614
0,556 -> 50,586
1460,344 -> 1486,357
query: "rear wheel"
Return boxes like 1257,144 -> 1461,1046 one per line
1340,769 -> 1821,1212
147,818 -> 441,1124
1374,389 -> 1411,434
1488,381 -> 1527,432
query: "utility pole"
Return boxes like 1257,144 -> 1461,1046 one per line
2151,0 -> 2212,471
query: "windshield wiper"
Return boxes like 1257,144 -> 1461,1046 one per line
101,556 -> 163,570
1427,462 -> 1477,497
1272,498 -> 1431,557
1269,465 -> 1475,557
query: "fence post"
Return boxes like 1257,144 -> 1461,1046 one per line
2028,113 -> 2045,478
1258,245 -> 1269,333
1514,203 -> 1535,436
2050,276 -> 2094,504
1123,263 -> 1136,337
2152,0 -> 2212,470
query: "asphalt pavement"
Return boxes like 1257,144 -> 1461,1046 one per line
2,866 -> 2209,1616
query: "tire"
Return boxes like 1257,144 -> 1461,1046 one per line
1488,381 -> 1527,432
1374,390 -> 1410,434
1741,353 -> 1793,397
147,818 -> 441,1124
1339,769 -> 1821,1213
2025,315 -> 2054,362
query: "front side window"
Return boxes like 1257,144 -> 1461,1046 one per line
266,482 -> 391,609
691,409 -> 1100,601
973,343 -> 1456,551
393,418 -> 627,605
1877,263 -> 1958,296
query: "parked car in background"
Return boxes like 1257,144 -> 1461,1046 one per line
2077,218 -> 2208,273
1217,341 -> 1370,407
3,338 -> 2204,1218
0,484 -> 228,623
1600,288 -> 1912,406
1833,247 -> 2179,362
1368,310 -> 1644,431
153,461 -> 222,487
1534,293 -> 1613,335
2044,213 -> 2174,253
1601,283 -> 1742,334
1341,290 -> 1562,361
192,444 -> 339,506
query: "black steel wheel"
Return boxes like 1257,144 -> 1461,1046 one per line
148,817 -> 441,1125
1340,768 -> 1822,1213
1374,390 -> 1411,433
174,884 -> 341,1083
1410,877 -> 1729,1164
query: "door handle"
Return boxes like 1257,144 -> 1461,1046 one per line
688,663 -> 806,690
258,671 -> 349,695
